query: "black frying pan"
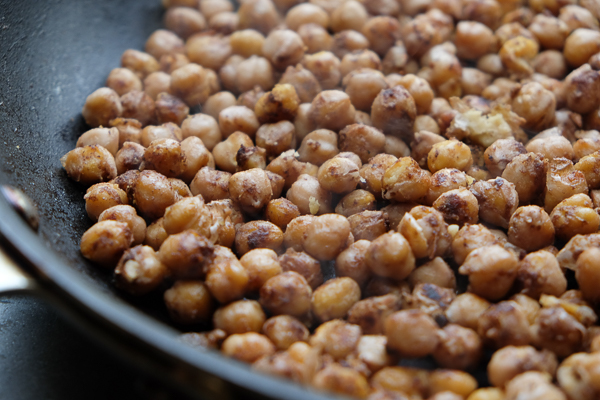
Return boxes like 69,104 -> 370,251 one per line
0,1 -> 343,399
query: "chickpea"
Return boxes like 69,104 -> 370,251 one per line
300,213 -> 350,261
310,319 -> 362,360
564,28 -> 600,67
262,29 -> 305,71
371,366 -> 429,399
285,3 -> 329,31
222,332 -> 276,364
575,247 -> 600,303
510,82 -> 556,132
143,71 -> 171,100
114,142 -> 143,175
311,277 -> 361,322
98,205 -> 146,246
235,56 -> 276,93
508,206 -> 555,252
228,168 -> 272,215
157,230 -> 213,279
488,346 -> 558,388
372,86 -> 417,143
408,257 -> 456,290
142,138 -> 186,178
260,271 -> 312,317
80,220 -> 133,268
144,218 -> 168,251
297,129 -> 339,166
188,167 -> 229,202
213,300 -> 266,335
278,248 -> 323,290
237,0 -> 280,34
433,188 -> 479,226
366,231 -> 416,281
62,144 -> 118,186
238,248 -> 282,292
382,157 -> 432,203
81,87 -> 123,128
144,29 -> 184,60
212,131 -> 253,173
331,30 -> 370,60
141,123 -> 181,148
358,153 -> 397,200
235,221 -> 283,256
106,67 -> 142,97
445,293 -> 491,331
483,138 -> 526,177
398,206 -> 452,260
335,190 -> 376,218
199,0 -> 233,20
302,52 -> 342,90
428,370 -> 478,398
119,90 -> 155,127
114,245 -> 167,295
164,6 -> 205,39
317,156 -> 360,194
433,324 -> 482,370
529,14 -> 569,50
342,69 -> 387,113
454,21 -> 496,60
385,310 -> 439,357
501,152 -> 546,205
469,178 -> 519,229
203,246 -> 249,304
83,183 -> 127,222
163,280 -> 214,325
477,301 -> 532,349
506,371 -> 567,400
133,170 -> 178,220
154,92 -> 189,126
262,315 -> 309,350
499,36 -> 539,77
121,49 -> 160,79
286,173 -> 333,215
359,16 -> 400,57
297,23 -> 333,55
550,194 -> 600,240
308,90 -> 356,132
347,210 -> 387,242
312,363 -> 370,399
557,351 -> 600,400
427,139 -> 473,174
544,158 -> 589,213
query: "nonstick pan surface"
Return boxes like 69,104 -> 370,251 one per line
0,1 -> 341,399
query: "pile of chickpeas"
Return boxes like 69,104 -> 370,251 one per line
60,0 -> 600,397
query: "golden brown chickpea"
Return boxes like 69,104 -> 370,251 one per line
347,210 -> 387,241
301,52 -> 342,90
459,244 -> 519,301
408,257 -> 456,289
99,205 -> 146,246
262,29 -> 306,72
469,178 -> 519,229
371,366 -> 429,398
154,92 -> 189,126
278,247 -> 323,289
445,293 -> 491,331
169,178 -> 192,199
342,69 -> 387,113
382,157 -> 431,203
331,30 -> 370,60
427,139 -> 473,173
301,213 -> 350,261
308,90 -> 356,132
477,301 -> 531,349
372,86 -> 416,143
317,156 -> 360,194
164,6 -> 206,39
511,82 -> 556,132
145,29 -> 184,60
213,300 -> 266,334
259,271 -> 312,317
564,28 -> 600,67
398,206 -> 452,260
255,121 -> 297,160
575,247 -> 600,303
158,230 -> 213,279
346,295 -> 400,336
312,277 -> 361,322
143,71 -> 171,101
169,64 -> 209,107
550,194 -> 600,240
121,49 -> 160,79
164,280 -> 214,325
222,332 -> 276,364
228,168 -> 272,215
202,92 -> 237,123
114,245 -> 167,295
338,124 -> 386,164
80,220 -> 133,268
433,324 -> 482,370
179,136 -> 213,183
461,68 -> 493,96
310,319 -> 362,360
334,240 -> 371,287
106,67 -> 142,97
508,206 -> 555,252
218,106 -> 259,139
208,12 -> 238,35
557,351 -> 600,400
428,370 -> 478,398
82,87 -> 123,128
120,90 -> 156,127
312,363 -> 370,399
544,158 -> 588,213
366,231 -> 416,281
212,131 -> 253,173
262,315 -> 309,350
115,142 -> 143,175
573,131 -> 600,161
452,224 -> 499,265
335,190 -> 376,218
189,167 -> 230,201
83,182 -> 128,222
144,218 -> 168,251
204,245 -> 249,304
133,170 -> 178,220
532,50 -> 567,80
358,153 -> 397,200
265,198 -> 301,230
142,138 -> 186,178
501,152 -> 546,205
529,14 -> 569,50
110,117 -> 142,147
488,345 -> 558,388
484,138 -> 527,177
297,129 -> 339,166
279,65 -> 323,105
239,248 -> 282,292
361,16 -> 400,57
385,309 -> 440,357
297,23 -> 333,55
454,21 -> 496,60
331,2 -> 368,33
235,220 -> 283,256
237,0 -> 280,34
499,36 -> 539,77
411,131 -> 446,169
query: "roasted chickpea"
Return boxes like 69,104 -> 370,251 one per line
222,332 -> 276,364
80,220 -> 133,268
478,301 -> 532,348
212,131 -> 253,173
98,205 -> 146,246
164,280 -> 214,325
260,271 -> 312,317
385,310 -> 439,357
262,315 -> 309,350
382,157 -> 431,203
366,231 -> 416,281
371,86 -> 416,143
508,206 -> 555,252
213,299 -> 266,334
434,324 -> 482,370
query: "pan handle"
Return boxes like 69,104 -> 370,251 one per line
0,245 -> 38,293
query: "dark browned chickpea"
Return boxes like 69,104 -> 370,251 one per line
366,231 -> 415,281
164,280 -> 214,325
286,173 -> 333,215
80,220 -> 133,268
347,210 -> 386,241
532,305 -> 586,357
262,315 -> 309,350
371,86 -> 416,143
222,332 -> 276,363
121,49 -> 160,79
346,294 -> 400,335
213,300 -> 266,334
382,157 -> 431,203
235,220 -> 283,256
145,29 -> 184,60
385,310 -> 439,357
114,143 -> 143,177
259,271 -> 312,317
82,87 -> 123,128
478,300 -> 532,348
158,230 -> 213,279
212,131 -> 253,173
459,244 -> 519,301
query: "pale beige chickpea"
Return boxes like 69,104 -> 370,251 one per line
144,218 -> 168,251
454,21 -> 496,60
311,277 -> 361,322
310,319 -> 362,359
222,332 -> 276,364
228,168 -> 272,215
575,247 -> 600,303
339,50 -> 382,78
433,324 -> 482,370
286,173 -> 332,215
488,345 -> 558,388
121,49 -> 160,79
262,315 -> 309,350
297,129 -> 339,166
235,56 -> 276,93
189,167 -> 230,201
301,51 -> 342,90
239,248 -> 282,293
82,87 -> 123,128
335,190 -> 376,218
154,92 -> 189,126
143,71 -> 171,100
120,90 -> 156,127
218,55 -> 243,94
459,244 -> 519,301
427,139 -> 473,174
544,158 -> 588,213
145,29 -> 184,60
279,65 -> 323,104
202,93 -> 237,123
181,113 -> 221,151
61,145 -> 117,186
317,156 -> 360,194
185,34 -> 231,72
114,245 -> 167,295
335,240 -> 372,287
278,247 -> 323,289
142,138 -> 186,178
133,170 -> 178,220
204,245 -> 249,304
560,5 -> 598,32
302,213 -> 350,261
444,293 -> 490,331
484,138 -> 526,177
218,106 -> 259,139
511,82 -> 556,132
385,310 -> 439,357
199,0 -> 233,20
157,230 -> 214,279
80,220 -> 133,268
312,364 -> 370,399
297,23 -> 333,55
237,0 -> 280,34
213,300 -> 266,334
372,86 -> 417,143
259,271 -> 312,317
212,131 -> 253,173
346,294 -> 401,335
233,212 -> 281,249
331,30 -> 370,60
163,280 -> 214,325
433,188 -> 479,226
98,205 -> 146,246
382,157 -> 431,202
477,300 -> 532,349
208,12 -> 238,35
106,68 -> 142,97
564,28 -> 600,67
508,206 -> 555,252
366,231 -> 415,281
342,69 -> 388,113
262,29 -> 306,71
286,3 -> 329,31
77,127 -> 119,158
164,7 -> 206,39
408,257 -> 456,289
